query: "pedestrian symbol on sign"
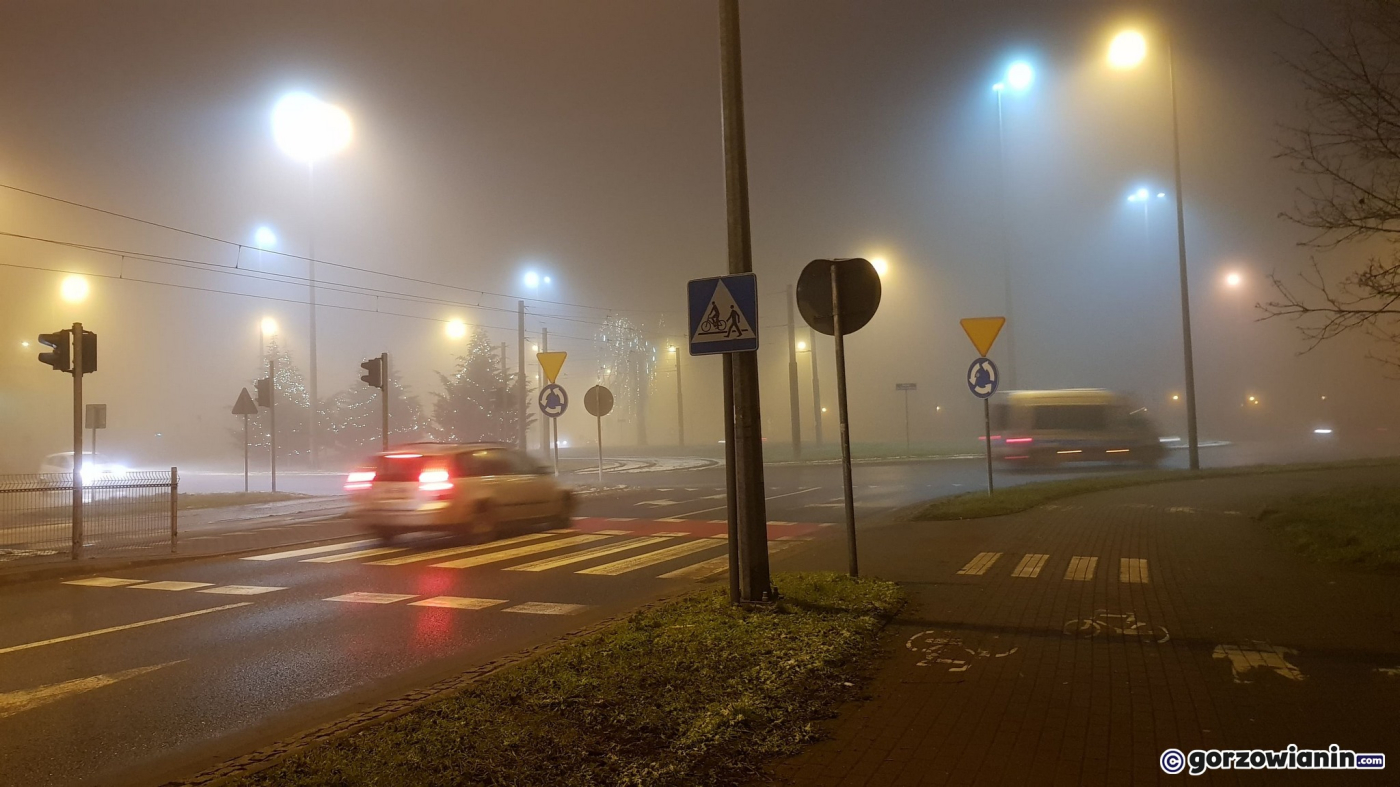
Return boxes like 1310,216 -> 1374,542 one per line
693,279 -> 754,342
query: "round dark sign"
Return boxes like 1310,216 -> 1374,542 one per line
584,385 -> 614,417
796,258 -> 882,337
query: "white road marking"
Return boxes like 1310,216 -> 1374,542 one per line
698,494 -> 726,500
433,534 -> 607,569
636,499 -> 681,507
302,546 -> 409,563
505,537 -> 672,572
652,531 -> 691,537
324,592 -> 417,604
503,602 -> 589,615
594,529 -> 633,536
241,539 -> 379,561
606,517 -> 637,522
63,577 -> 143,588
1119,558 -> 1149,584
1011,554 -> 1048,578
577,539 -> 721,576
0,661 -> 182,720
130,581 -> 215,592
545,528 -> 577,534
409,596 -> 508,610
0,603 -> 252,656
1213,641 -> 1304,683
368,533 -> 554,566
199,585 -> 285,595
657,541 -> 796,580
957,552 -> 1002,576
1065,556 -> 1098,581
666,487 -> 821,519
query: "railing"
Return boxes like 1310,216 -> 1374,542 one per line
0,469 -> 177,562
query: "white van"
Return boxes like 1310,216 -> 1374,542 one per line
990,389 -> 1165,467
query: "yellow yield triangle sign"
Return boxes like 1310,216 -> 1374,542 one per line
959,317 -> 1006,357
537,351 -> 567,384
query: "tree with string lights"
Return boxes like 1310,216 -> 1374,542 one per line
321,370 -> 427,456
432,327 -> 531,443
233,339 -> 311,465
596,315 -> 656,445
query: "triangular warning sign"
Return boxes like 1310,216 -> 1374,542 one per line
537,351 -> 567,384
232,387 -> 259,415
960,317 -> 1006,357
691,279 -> 755,345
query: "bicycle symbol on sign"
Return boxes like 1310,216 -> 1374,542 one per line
1062,610 -> 1170,644
905,630 -> 1019,673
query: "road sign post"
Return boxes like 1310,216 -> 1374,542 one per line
585,385 -> 614,488
537,352 -> 567,474
798,258 -> 882,579
962,317 -> 1006,496
233,388 -> 258,493
895,383 -> 916,451
71,323 -> 83,559
85,403 -> 106,456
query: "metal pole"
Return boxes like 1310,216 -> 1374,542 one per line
243,413 -> 249,493
518,301 -> 527,450
170,466 -> 178,553
723,354 -> 739,604
1168,38 -> 1200,471
675,350 -> 685,447
71,323 -> 83,560
831,269 -> 858,578
810,327 -> 823,445
787,284 -> 802,459
596,413 -> 604,488
718,0 -> 771,602
540,327 -> 549,454
996,89 -> 1018,389
552,418 -> 560,475
269,355 -> 278,493
381,352 -> 390,450
903,389 -> 911,452
307,163 -> 319,469
984,398 -> 995,495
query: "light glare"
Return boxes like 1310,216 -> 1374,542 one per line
523,271 -> 541,288
260,317 -> 279,336
253,226 -> 277,249
60,275 -> 89,303
272,92 -> 353,163
1225,272 -> 1243,288
445,319 -> 467,339
869,257 -> 889,277
1005,61 -> 1034,91
1108,31 -> 1148,69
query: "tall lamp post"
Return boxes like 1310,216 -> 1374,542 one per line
797,333 -> 823,446
992,60 -> 1033,388
1109,29 -> 1200,469
1126,187 -> 1167,262
668,345 -> 685,447
272,92 -> 352,468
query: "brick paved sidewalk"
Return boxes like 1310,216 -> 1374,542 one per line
763,467 -> 1400,786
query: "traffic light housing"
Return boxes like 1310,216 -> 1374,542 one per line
360,357 -> 384,389
80,330 -> 96,374
255,377 -> 273,408
37,330 -> 71,372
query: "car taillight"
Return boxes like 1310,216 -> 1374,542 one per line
1004,437 -> 1033,444
344,470 -> 375,491
419,467 -> 452,493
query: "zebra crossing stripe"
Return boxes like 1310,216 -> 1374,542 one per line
576,539 -> 722,576
1120,558 -> 1149,584
302,546 -> 408,564
368,533 -> 554,565
957,552 -> 1003,576
241,539 -> 379,561
1065,556 -> 1098,581
432,534 -> 607,569
1011,554 -> 1048,578
656,541 -> 796,580
504,537 -> 673,572
409,596 -> 507,610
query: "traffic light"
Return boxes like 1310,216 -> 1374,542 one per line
80,330 -> 96,374
360,357 -> 383,389
255,377 -> 273,408
37,330 -> 71,372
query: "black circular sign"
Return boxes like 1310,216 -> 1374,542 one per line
796,258 -> 882,337
584,385 -> 614,417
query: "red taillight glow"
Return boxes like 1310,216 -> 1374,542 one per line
386,453 -> 422,459
344,470 -> 375,491
419,467 -> 452,492
1004,437 -> 1033,444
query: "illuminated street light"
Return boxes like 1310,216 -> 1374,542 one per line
272,93 -> 353,163
260,317 -> 279,336
1108,30 -> 1148,69
523,271 -> 541,288
796,340 -> 808,351
1225,271 -> 1243,288
445,319 -> 467,339
60,275 -> 89,303
532,344 -> 539,353
869,256 -> 889,277
253,226 -> 277,249
1005,61 -> 1034,91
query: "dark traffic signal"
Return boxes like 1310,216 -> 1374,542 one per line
37,330 -> 71,372
255,377 -> 273,408
80,330 -> 96,374
360,356 -> 384,389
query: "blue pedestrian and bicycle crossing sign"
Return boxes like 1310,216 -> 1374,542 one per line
538,383 -> 568,418
967,357 -> 999,399
687,273 -> 759,355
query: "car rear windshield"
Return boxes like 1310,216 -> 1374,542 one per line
375,454 -> 426,481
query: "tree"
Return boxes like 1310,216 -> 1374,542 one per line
597,315 -> 656,445
1267,0 -> 1400,368
231,339 -> 311,464
432,328 -> 531,443
321,370 -> 427,457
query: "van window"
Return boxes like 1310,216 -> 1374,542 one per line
462,449 -> 512,476
376,454 -> 425,482
1031,405 -> 1107,431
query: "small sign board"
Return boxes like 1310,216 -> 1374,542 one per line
895,383 -> 917,391
537,351 -> 567,384
538,383 -> 568,418
84,403 -> 107,429
584,385 -> 614,417
687,273 -> 759,355
967,357 -> 999,400
960,317 -> 1006,357
232,388 -> 258,416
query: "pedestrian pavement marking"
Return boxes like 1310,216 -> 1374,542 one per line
505,537 -> 672,572
0,603 -> 252,656
0,660 -> 182,720
303,546 -> 408,563
368,533 -> 553,565
324,592 -> 418,604
199,585 -> 286,595
606,517 -> 636,522
1012,554 -> 1048,578
242,539 -> 379,561
545,528 -> 577,534
653,531 -> 691,537
503,602 -> 589,615
658,541 -> 795,580
1065,556 -> 1098,581
409,596 -> 508,610
594,529 -> 633,536
432,534 -> 607,569
578,539 -> 722,576
64,577 -> 144,588
957,552 -> 1003,576
131,581 -> 215,592
1120,558 -> 1149,584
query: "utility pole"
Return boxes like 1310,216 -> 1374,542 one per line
540,326 -> 549,454
1168,37 -> 1200,471
718,0 -> 772,603
269,355 -> 278,493
380,352 -> 390,450
71,323 -> 84,560
674,348 -> 685,447
787,284 -> 802,459
517,300 -> 527,451
308,164 -> 320,469
810,327 -> 823,445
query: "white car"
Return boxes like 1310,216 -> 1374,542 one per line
39,452 -> 131,482
345,442 -> 574,540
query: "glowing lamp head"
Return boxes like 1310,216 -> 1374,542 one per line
1225,272 -> 1243,288
272,92 -> 353,163
60,275 -> 89,303
260,317 -> 279,336
796,340 -> 808,351
522,271 -> 541,288
253,226 -> 277,249
869,257 -> 888,277
1005,61 -> 1034,91
445,320 -> 467,339
1108,30 -> 1148,70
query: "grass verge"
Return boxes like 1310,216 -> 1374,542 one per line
909,457 -> 1400,521
177,491 -> 311,510
232,572 -> 903,787
1260,486 -> 1400,571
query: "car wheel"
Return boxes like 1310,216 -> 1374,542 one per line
549,490 -> 575,529
370,526 -> 395,543
467,500 -> 498,543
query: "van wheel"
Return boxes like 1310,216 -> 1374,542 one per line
371,526 -> 395,544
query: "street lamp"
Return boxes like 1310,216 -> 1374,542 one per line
60,275 -> 89,303
1224,271 -> 1243,288
1109,28 -> 1201,470
272,91 -> 352,468
868,256 -> 889,278
259,316 -> 279,375
992,60 -> 1034,387
253,226 -> 277,249
1126,186 -> 1167,257
796,333 -> 823,445
668,345 -> 685,447
445,319 -> 468,339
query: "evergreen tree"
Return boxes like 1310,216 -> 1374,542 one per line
230,339 -> 311,465
432,328 -> 533,444
322,370 -> 427,457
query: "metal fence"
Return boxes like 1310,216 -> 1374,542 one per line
0,469 -> 177,561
